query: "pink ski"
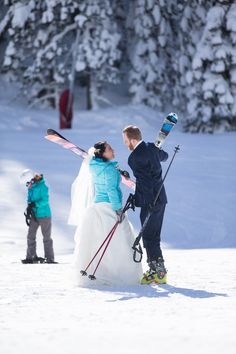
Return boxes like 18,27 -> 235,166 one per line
45,129 -> 135,190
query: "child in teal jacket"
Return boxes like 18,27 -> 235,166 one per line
27,176 -> 51,218
20,170 -> 55,264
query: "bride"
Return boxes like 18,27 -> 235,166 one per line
69,141 -> 142,286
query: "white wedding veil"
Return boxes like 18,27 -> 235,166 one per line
68,147 -> 95,226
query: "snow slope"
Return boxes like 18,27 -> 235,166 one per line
0,80 -> 236,354
0,250 -> 236,354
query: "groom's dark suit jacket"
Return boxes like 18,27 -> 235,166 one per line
128,141 -> 168,207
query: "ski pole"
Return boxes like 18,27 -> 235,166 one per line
80,221 -> 119,276
88,194 -> 135,279
80,193 -> 135,278
132,145 -> 180,263
88,222 -> 120,280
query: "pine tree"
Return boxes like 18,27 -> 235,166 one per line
1,0 -> 236,131
184,0 -> 236,132
0,0 -> 122,109
176,0 -> 209,110
74,0 -> 122,109
127,0 -> 182,111
1,0 -> 80,107
127,0 -> 166,109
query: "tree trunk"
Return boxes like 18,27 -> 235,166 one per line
86,71 -> 99,110
86,71 -> 92,110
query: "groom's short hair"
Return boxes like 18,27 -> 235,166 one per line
123,125 -> 142,141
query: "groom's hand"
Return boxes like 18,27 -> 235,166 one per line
115,209 -> 125,223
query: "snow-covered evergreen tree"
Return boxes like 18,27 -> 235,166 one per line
177,0 -> 210,111
1,0 -> 80,107
184,0 -> 236,132
127,0 -> 167,109
74,0 -> 122,109
0,0 -> 122,109
128,0 -> 182,111
1,0 -> 236,131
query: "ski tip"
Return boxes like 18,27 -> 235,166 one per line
167,112 -> 178,124
47,128 -> 57,135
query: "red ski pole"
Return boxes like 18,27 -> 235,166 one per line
80,221 -> 119,277
80,194 -> 135,279
88,222 -> 119,280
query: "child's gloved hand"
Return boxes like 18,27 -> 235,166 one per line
28,202 -> 35,209
24,202 -> 36,226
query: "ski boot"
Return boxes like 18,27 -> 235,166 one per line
141,258 -> 167,285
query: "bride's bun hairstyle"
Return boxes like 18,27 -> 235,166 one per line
94,141 -> 107,160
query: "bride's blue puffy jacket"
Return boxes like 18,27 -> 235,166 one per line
89,157 -> 122,211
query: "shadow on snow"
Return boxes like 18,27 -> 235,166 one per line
89,283 -> 228,302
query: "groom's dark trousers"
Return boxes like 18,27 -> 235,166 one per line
128,142 -> 168,262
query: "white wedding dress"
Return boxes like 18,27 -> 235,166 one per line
69,149 -> 143,287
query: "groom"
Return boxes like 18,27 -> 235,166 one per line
123,125 -> 168,284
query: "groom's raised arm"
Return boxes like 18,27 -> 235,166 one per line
147,142 -> 168,162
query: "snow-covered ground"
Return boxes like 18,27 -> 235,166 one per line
1,249 -> 236,354
0,80 -> 236,354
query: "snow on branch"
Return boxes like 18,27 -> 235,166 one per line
36,23 -> 77,63
0,8 -> 12,36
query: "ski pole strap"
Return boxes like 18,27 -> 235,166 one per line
132,212 -> 151,263
117,193 -> 135,223
132,236 -> 143,263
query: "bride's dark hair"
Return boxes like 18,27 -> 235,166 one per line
94,141 -> 107,161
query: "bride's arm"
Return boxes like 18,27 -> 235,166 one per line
105,165 -> 122,211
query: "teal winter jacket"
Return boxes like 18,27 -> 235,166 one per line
27,177 -> 51,218
89,157 -> 122,211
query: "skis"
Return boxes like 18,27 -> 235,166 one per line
155,112 -> 178,148
45,129 -> 87,158
45,113 -> 178,190
45,129 -> 136,190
